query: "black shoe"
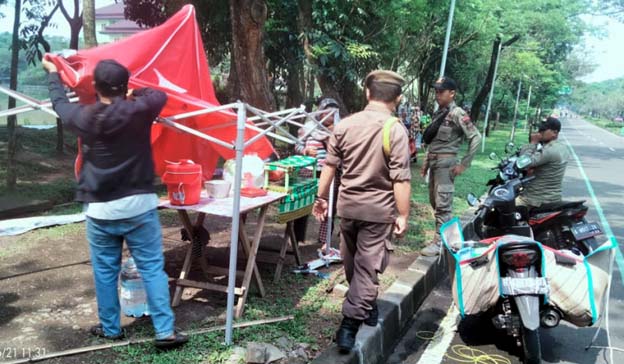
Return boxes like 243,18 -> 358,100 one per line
89,324 -> 125,340
154,332 -> 189,350
364,303 -> 378,326
336,317 -> 362,353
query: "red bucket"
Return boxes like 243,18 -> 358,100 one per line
162,160 -> 202,206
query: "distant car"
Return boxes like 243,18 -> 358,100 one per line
615,116 -> 624,122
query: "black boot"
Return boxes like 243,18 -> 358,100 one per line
336,317 -> 362,353
364,302 -> 378,326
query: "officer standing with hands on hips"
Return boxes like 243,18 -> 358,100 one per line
313,70 -> 411,353
420,77 -> 481,257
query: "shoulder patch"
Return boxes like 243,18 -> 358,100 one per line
462,114 -> 475,131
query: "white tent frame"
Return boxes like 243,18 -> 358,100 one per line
0,85 -> 338,345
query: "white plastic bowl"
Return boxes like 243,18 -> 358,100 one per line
205,180 -> 231,199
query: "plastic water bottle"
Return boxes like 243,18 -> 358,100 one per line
120,257 -> 150,317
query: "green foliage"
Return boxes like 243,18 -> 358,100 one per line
568,77 -> 624,119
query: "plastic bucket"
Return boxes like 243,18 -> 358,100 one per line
162,160 -> 202,205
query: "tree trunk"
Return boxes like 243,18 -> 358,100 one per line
493,112 -> 500,131
306,67 -> 315,101
470,35 -> 520,123
59,0 -> 83,50
227,0 -> 275,111
6,0 -> 22,190
286,64 -> 304,109
83,0 -> 97,48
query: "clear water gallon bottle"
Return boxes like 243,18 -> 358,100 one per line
120,257 -> 150,317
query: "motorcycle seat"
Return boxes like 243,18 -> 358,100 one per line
498,241 -> 538,252
531,200 -> 586,213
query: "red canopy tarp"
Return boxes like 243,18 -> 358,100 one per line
46,5 -> 274,180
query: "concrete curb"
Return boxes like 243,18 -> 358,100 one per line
311,253 -> 449,364
311,206 -> 480,364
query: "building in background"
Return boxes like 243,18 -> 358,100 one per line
96,3 -> 145,43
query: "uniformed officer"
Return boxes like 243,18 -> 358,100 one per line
420,77 -> 481,256
313,70 -> 411,353
517,116 -> 568,208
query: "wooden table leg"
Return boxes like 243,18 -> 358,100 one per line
287,221 -> 303,266
274,221 -> 292,282
172,210 -> 197,307
191,214 -> 211,279
235,206 -> 269,318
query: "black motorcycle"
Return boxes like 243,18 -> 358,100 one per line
461,143 -> 603,364
464,143 -> 602,255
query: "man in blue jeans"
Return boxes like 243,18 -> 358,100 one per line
42,57 -> 187,349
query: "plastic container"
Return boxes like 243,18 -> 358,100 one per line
161,160 -> 202,205
120,257 -> 150,318
205,179 -> 231,199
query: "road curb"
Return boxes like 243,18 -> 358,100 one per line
311,252 -> 449,364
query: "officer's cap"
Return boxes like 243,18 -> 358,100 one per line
432,77 -> 457,91
94,59 -> 130,91
364,70 -> 405,88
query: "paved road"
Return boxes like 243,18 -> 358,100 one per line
390,116 -> 624,364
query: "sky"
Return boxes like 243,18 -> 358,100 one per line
0,0 -> 116,37
579,15 -> 624,83
0,1 -> 623,84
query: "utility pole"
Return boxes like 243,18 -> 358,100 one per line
481,41 -> 502,152
510,80 -> 522,141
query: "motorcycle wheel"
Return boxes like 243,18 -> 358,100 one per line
521,327 -> 542,364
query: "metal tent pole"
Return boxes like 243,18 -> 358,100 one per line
224,101 -> 246,345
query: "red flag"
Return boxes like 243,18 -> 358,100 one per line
46,5 -> 274,180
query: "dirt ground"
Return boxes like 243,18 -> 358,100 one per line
0,205 -> 419,363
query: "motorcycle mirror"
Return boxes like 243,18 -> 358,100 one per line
504,142 -> 516,153
516,154 -> 532,169
489,152 -> 499,160
467,193 -> 479,207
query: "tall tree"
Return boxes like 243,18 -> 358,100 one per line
226,0 -> 275,110
6,0 -> 22,189
83,0 -> 97,48
59,0 -> 82,50
470,35 -> 520,126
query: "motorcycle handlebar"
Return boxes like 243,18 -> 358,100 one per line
521,176 -> 536,185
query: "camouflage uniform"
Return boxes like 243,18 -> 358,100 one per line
425,102 -> 481,248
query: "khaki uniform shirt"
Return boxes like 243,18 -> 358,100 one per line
427,102 -> 481,168
325,103 -> 411,223
520,140 -> 569,206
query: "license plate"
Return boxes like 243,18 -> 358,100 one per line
571,222 -> 602,241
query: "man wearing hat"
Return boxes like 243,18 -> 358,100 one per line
313,70 -> 411,353
517,116 -> 568,208
42,58 -> 187,349
420,77 -> 481,256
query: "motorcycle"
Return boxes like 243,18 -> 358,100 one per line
463,143 -> 602,255
458,143 -> 604,364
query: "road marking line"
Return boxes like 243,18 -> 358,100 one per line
416,304 -> 459,364
562,133 -> 624,286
